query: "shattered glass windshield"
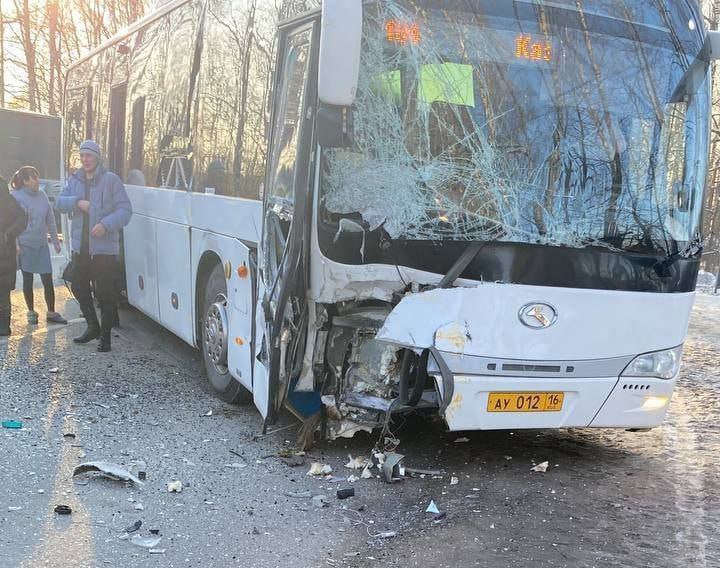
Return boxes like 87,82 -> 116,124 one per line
321,0 -> 710,254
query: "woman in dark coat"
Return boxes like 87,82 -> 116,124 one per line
0,176 -> 28,336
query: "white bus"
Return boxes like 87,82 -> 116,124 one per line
64,0 -> 720,439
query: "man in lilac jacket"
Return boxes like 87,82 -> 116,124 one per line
56,140 -> 132,352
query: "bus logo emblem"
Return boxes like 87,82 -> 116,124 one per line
518,303 -> 557,329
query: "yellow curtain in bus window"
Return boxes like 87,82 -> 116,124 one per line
418,63 -> 475,108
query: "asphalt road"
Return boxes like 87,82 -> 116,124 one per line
0,282 -> 718,568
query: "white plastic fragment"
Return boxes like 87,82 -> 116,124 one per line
134,503 -> 144,511
8,506 -> 22,512
425,500 -> 440,514
531,461 -> 549,473
344,455 -> 366,470
450,476 -> 459,485
130,535 -> 163,549
167,480 -> 183,492
360,466 -> 373,479
307,463 -> 332,476
149,549 -> 166,555
49,367 -> 59,373
73,462 -> 144,485
454,437 -> 470,443
347,475 -> 359,483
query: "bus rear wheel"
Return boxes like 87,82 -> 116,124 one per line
200,264 -> 251,404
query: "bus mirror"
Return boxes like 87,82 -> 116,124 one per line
707,30 -> 720,60
317,104 -> 354,148
318,0 -> 362,106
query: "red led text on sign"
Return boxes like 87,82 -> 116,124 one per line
515,34 -> 552,61
386,20 -> 421,44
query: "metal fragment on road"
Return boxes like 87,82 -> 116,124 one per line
381,452 -> 405,483
73,462 -> 144,485
405,467 -> 442,477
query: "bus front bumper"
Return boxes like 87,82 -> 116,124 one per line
436,375 -> 676,431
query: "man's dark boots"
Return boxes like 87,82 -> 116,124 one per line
97,307 -> 113,352
74,304 -> 100,344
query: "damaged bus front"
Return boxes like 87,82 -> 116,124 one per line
260,0 -> 719,439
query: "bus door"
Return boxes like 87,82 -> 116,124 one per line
254,21 -> 318,421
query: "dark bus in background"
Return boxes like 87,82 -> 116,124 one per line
0,108 -> 63,232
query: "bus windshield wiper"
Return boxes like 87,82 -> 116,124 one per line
436,241 -> 486,288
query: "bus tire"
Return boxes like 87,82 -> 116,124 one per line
200,263 -> 251,404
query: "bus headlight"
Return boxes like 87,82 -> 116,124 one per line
621,346 -> 683,380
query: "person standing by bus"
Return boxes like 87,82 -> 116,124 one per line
0,176 -> 28,336
11,166 -> 68,326
56,140 -> 132,352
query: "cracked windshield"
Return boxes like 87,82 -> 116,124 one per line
322,0 -> 710,254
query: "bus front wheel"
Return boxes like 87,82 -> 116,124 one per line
200,264 -> 251,404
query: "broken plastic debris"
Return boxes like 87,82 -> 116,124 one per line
344,455 -> 366,470
54,504 -> 72,515
337,488 -> 355,500
504,456 -> 513,460
360,466 -> 373,479
73,462 -> 144,485
8,506 -> 22,511
125,520 -> 142,533
307,463 -> 332,476
450,476 -> 459,485
531,461 -> 549,473
49,367 -> 59,373
203,410 -> 213,416
426,500 -> 440,514
134,503 -> 144,511
130,535 -> 163,549
374,531 -> 397,539
2,420 -> 22,429
167,480 -> 183,492
454,437 -> 470,443
347,475 -> 359,483
149,549 -> 166,555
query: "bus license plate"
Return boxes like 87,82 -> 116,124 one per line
487,392 -> 564,412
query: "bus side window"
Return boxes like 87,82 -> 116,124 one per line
128,97 -> 146,179
195,0 -> 271,200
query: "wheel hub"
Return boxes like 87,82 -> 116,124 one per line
204,301 -> 229,373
